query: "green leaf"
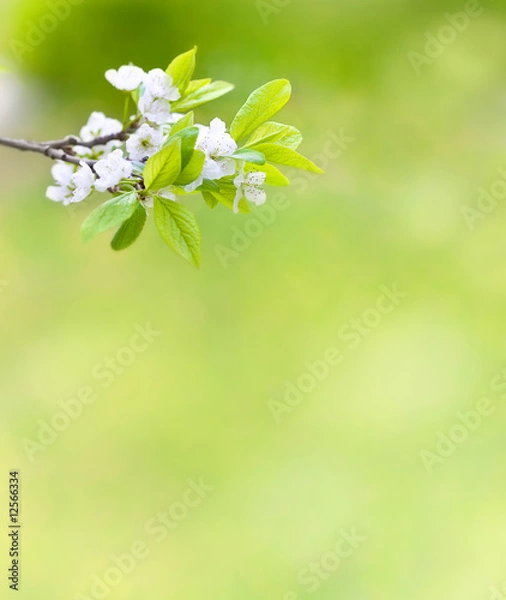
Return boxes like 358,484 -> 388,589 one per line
172,81 -> 235,112
186,78 -> 211,94
166,47 -> 197,95
177,127 -> 199,170
154,197 -> 201,267
175,150 -> 205,186
198,179 -> 220,193
170,112 -> 194,135
250,143 -> 324,174
144,139 -> 182,190
111,204 -> 147,251
82,192 -> 138,243
230,80 -> 291,142
231,148 -> 266,165
245,121 -> 302,150
247,163 -> 289,186
202,192 -> 218,209
164,126 -> 199,171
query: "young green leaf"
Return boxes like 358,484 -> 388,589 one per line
245,121 -> 302,150
172,81 -> 235,112
250,143 -> 324,174
144,139 -> 182,190
111,204 -> 147,251
202,191 -> 218,209
230,80 -> 292,142
231,148 -> 266,165
175,150 -> 205,186
166,47 -> 197,95
82,192 -> 138,243
154,197 -> 201,267
185,78 -> 212,94
167,126 -> 199,170
198,179 -> 220,193
246,163 -> 289,186
169,112 -> 195,135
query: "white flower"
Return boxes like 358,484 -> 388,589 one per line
143,69 -> 181,99
75,112 -> 124,158
126,124 -> 165,161
196,118 -> 237,157
138,69 -> 181,125
46,161 -> 95,206
94,149 -> 133,192
72,162 -> 96,203
46,162 -> 74,204
194,118 -> 237,184
79,112 -> 122,141
183,118 -> 238,191
105,65 -> 145,91
233,168 -> 267,213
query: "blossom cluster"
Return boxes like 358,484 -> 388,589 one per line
43,48 -> 322,265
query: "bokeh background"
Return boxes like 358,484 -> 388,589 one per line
1,0 -> 506,598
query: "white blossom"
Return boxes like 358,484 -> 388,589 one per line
94,149 -> 133,192
46,161 -> 95,206
233,168 -> 267,213
105,65 -> 145,91
72,162 -> 96,203
193,118 -> 237,185
143,69 -> 180,99
196,118 -> 237,157
138,69 -> 181,125
46,162 -> 74,204
126,124 -> 165,161
80,111 -> 122,141
75,112 -> 123,158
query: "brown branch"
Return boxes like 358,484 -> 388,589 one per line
43,131 -> 130,149
0,136 -> 96,166
0,127 -> 136,168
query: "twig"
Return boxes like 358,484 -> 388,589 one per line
0,128 -> 134,168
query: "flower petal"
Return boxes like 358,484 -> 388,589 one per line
244,185 -> 266,206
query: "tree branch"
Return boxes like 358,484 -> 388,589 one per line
42,131 -> 130,149
0,129 -> 133,168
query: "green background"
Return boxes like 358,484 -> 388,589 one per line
1,0 -> 506,598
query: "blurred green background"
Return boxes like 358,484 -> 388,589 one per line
1,0 -> 506,598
